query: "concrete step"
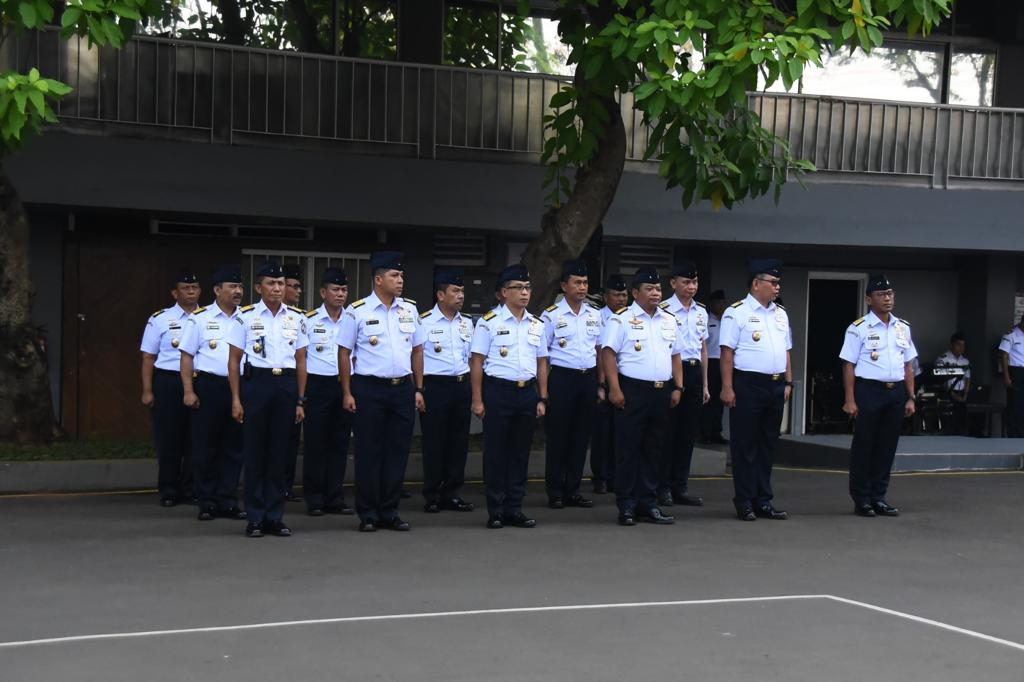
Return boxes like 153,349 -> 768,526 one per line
776,435 -> 1024,472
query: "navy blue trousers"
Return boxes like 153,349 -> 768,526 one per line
420,375 -> 472,502
152,369 -> 193,501
303,374 -> 353,511
849,381 -> 905,504
613,377 -> 671,514
190,372 -> 242,512
660,361 -> 702,495
590,398 -> 616,486
241,371 -> 297,524
729,371 -> 785,511
351,375 -> 415,522
544,367 -> 597,499
482,377 -> 538,516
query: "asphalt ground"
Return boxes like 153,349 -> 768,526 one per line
1,469 -> 1022,681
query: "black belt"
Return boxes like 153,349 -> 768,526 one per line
307,373 -> 340,382
550,365 -> 596,375
734,369 -> 785,382
196,371 -> 228,382
619,375 -> 673,390
153,368 -> 180,377
485,376 -> 536,389
683,359 -> 700,367
354,374 -> 411,386
250,367 -> 296,378
425,373 -> 469,384
856,378 -> 901,389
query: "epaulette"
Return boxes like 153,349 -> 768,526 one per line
287,305 -> 304,314
588,302 -> 601,309
545,304 -> 558,312
776,304 -> 786,311
730,300 -> 744,308
350,299 -> 366,309
853,317 -> 865,326
403,297 -> 417,305
191,306 -> 206,315
482,310 -> 497,321
419,310 -> 431,319
696,301 -> 706,308
150,309 -> 166,318
239,304 -> 256,313
658,301 -> 670,309
898,317 -> 910,326
614,307 -> 628,315
660,307 -> 676,317
305,310 -> 318,318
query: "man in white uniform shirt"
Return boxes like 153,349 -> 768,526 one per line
999,318 -> 1024,437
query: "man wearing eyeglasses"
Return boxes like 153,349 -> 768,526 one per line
719,259 -> 792,522
839,274 -> 917,518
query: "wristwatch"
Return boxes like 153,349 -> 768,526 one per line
785,381 -> 794,387
415,386 -> 424,394
297,395 -> 307,407
539,396 -> 549,405
672,386 -> 683,392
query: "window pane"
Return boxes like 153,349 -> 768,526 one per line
444,2 -> 499,69
949,50 -> 996,106
764,43 -> 945,104
501,14 -> 572,75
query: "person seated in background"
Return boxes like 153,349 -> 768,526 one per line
935,332 -> 971,434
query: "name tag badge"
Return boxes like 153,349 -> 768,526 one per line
366,319 -> 380,326
496,326 -> 510,337
429,327 -> 445,337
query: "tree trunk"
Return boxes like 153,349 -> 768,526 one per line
286,0 -> 327,53
522,92 -> 627,311
0,165 -> 56,443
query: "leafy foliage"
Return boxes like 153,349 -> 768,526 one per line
534,0 -> 952,210
0,0 -> 150,154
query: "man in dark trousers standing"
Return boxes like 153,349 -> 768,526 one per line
590,274 -> 628,494
840,274 -> 917,518
282,263 -> 305,502
700,290 -> 728,445
719,260 -> 792,522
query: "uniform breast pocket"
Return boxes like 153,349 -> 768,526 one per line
554,325 -> 574,340
527,332 -> 541,346
626,326 -> 648,341
399,322 -> 416,334
660,322 -> 677,341
585,322 -> 600,337
865,338 -> 882,350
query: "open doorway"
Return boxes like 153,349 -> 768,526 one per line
804,273 -> 866,434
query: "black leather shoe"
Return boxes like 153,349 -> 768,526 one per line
640,507 -> 675,524
284,491 -> 304,503
197,507 -> 216,521
504,512 -> 537,528
245,522 -> 264,538
440,497 -> 475,512
380,516 -> 411,531
325,503 -> 354,516
754,504 -> 788,520
736,507 -> 757,521
307,507 -> 325,517
400,489 -> 412,499
657,491 -> 674,507
358,520 -> 377,532
486,515 -> 504,529
709,435 -> 729,445
424,501 -> 441,514
219,507 -> 248,520
565,494 -> 594,508
592,480 -> 609,494
673,492 -> 704,507
618,511 -> 636,526
160,497 -> 177,508
264,520 -> 292,537
548,497 -> 565,509
872,501 -> 900,517
854,503 -> 877,517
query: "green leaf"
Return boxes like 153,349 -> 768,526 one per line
841,20 -> 855,40
634,81 -> 659,101
28,68 -> 39,83
19,2 -> 38,27
60,6 -> 81,28
797,0 -> 815,15
549,89 -> 575,108
637,21 -> 659,34
866,25 -> 883,47
27,89 -> 46,116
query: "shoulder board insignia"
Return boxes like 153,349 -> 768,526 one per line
899,317 -> 910,326
614,307 -> 628,315
696,301 -> 706,308
660,307 -> 675,316
403,297 -> 416,305
150,309 -> 166,318
482,311 -> 497,321
287,305 -> 304,314
191,306 -> 207,315
658,301 -> 670,309
853,317 -> 865,326
776,304 -> 786,311
730,300 -> 744,308
239,304 -> 256,313
545,304 -> 558,312
305,310 -> 318,318
419,310 -> 431,319
588,302 -> 601,309
351,299 -> 366,309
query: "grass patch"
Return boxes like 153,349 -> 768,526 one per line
0,441 -> 156,462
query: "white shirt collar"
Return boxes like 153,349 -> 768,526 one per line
744,293 -> 774,313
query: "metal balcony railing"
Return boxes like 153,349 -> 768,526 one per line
4,29 -> 1023,189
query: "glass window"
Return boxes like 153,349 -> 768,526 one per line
949,49 -> 996,106
764,43 -> 945,104
501,13 -> 572,76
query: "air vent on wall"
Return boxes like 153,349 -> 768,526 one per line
618,244 -> 673,271
150,220 -> 313,241
434,233 -> 487,266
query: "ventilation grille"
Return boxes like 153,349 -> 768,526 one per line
434,233 -> 487,266
618,244 -> 673,271
150,220 -> 313,241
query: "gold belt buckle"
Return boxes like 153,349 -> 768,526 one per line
456,375 -> 465,383
271,368 -> 283,376
688,360 -> 697,366
516,380 -> 527,388
771,373 -> 780,381
885,382 -> 895,389
653,381 -> 665,388
391,378 -> 402,386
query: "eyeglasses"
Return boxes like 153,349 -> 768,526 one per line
756,278 -> 782,287
504,284 -> 532,292
870,290 -> 895,298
